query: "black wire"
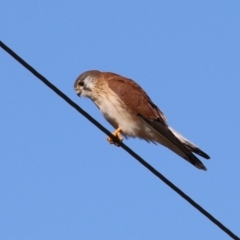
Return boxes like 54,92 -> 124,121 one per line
1,40 -> 239,240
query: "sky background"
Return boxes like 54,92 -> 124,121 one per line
1,1 -> 240,239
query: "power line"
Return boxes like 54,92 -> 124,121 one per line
0,40 -> 239,240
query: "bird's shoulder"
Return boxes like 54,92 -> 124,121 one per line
98,72 -> 167,124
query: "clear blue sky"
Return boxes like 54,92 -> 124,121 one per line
1,1 -> 240,239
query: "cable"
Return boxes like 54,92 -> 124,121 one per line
0,40 -> 239,240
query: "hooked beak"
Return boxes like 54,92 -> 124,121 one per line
75,89 -> 81,96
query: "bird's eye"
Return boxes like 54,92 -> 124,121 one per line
78,81 -> 84,86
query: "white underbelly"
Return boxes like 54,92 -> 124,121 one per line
91,92 -> 189,160
94,96 -> 139,137
93,93 -> 167,144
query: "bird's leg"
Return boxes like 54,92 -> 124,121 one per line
107,127 -> 123,146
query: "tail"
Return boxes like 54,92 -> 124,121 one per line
137,114 -> 210,170
169,127 -> 210,160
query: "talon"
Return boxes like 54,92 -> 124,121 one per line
107,127 -> 123,146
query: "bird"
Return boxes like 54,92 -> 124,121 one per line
74,70 -> 210,170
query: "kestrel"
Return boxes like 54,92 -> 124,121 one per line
74,70 -> 210,170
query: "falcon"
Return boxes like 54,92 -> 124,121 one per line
74,70 -> 210,170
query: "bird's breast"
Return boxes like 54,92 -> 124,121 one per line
92,93 -> 139,137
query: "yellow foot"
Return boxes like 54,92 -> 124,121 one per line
107,127 -> 123,146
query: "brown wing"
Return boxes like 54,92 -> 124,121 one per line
106,73 -> 207,170
107,74 -> 167,125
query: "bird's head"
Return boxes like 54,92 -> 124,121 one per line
74,70 -> 101,98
